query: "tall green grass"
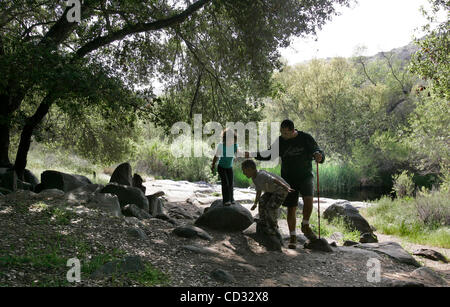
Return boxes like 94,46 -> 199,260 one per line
26,143 -> 109,185
233,159 -> 360,194
361,190 -> 450,248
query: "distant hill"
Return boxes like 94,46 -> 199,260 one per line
368,40 -> 421,63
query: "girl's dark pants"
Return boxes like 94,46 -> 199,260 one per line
217,165 -> 234,203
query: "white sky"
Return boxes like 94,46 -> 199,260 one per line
279,0 -> 444,65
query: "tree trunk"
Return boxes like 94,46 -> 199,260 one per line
0,94 -> 12,168
14,94 -> 53,179
0,118 -> 12,168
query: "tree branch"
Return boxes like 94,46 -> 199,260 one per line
75,0 -> 211,59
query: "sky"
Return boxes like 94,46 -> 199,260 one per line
279,0 -> 442,65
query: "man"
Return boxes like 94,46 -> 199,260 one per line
245,119 -> 325,249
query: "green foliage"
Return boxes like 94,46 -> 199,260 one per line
392,171 -> 415,198
305,210 -> 361,243
363,192 -> 450,248
406,0 -> 450,175
264,55 -> 417,187
410,0 -> 449,99
133,135 -> 215,183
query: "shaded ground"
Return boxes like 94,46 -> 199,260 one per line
0,188 -> 448,287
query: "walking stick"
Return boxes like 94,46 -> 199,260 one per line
316,161 -> 321,239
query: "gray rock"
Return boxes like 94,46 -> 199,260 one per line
304,238 -> 334,252
37,189 -> 65,199
109,162 -> 133,186
360,232 -> 378,243
132,173 -> 146,194
323,201 -> 373,234
355,242 -> 421,267
23,169 -> 39,188
127,227 -> 149,240
173,225 -> 213,241
195,200 -> 253,232
384,279 -> 425,287
65,184 -> 104,205
412,249 -> 448,263
40,170 -> 92,193
343,240 -> 359,246
0,169 -> 33,192
122,204 -> 151,220
410,267 -> 447,285
0,169 -> 17,192
243,223 -> 283,251
328,232 -> 344,242
155,213 -> 178,225
100,183 -> 149,212
210,269 -> 235,283
168,207 -> 194,220
91,255 -> 145,279
147,196 -> 167,217
182,245 -> 217,255
86,192 -> 123,217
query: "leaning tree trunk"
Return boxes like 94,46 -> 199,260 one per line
13,94 -> 53,179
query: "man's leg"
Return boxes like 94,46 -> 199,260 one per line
300,177 -> 318,241
301,196 -> 318,240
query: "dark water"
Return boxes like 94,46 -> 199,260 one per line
321,187 -> 392,202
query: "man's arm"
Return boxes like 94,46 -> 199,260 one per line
245,137 -> 280,161
273,178 -> 295,193
251,190 -> 262,210
305,133 -> 325,163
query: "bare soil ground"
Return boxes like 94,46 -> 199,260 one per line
0,191 -> 448,287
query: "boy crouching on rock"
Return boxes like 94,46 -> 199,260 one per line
241,159 -> 294,245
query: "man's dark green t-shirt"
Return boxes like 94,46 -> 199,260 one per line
255,130 -> 325,183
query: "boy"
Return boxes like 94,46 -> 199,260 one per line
241,159 -> 294,243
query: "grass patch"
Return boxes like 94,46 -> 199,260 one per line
361,190 -> 450,248
307,211 -> 361,243
112,264 -> 170,287
278,208 -> 361,243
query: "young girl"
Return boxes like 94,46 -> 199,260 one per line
211,129 -> 241,206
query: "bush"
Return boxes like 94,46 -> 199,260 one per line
392,171 -> 415,198
415,189 -> 450,228
362,192 -> 450,248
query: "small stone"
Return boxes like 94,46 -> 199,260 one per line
304,238 -> 333,252
210,269 -> 235,283
413,249 -> 448,263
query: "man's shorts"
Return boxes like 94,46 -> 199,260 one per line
282,176 -> 314,208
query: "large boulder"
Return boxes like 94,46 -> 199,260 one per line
23,169 -> 39,189
242,222 -> 283,251
86,192 -> 123,218
132,173 -> 146,194
412,249 -> 448,263
100,183 -> 149,212
0,169 -> 33,192
195,200 -> 253,232
109,162 -> 132,186
122,204 -> 151,220
147,195 -> 167,217
355,242 -> 421,267
39,170 -> 92,193
173,224 -> 213,241
65,184 -> 104,205
323,201 -> 373,234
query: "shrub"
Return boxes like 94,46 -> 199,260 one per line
415,189 -> 450,228
392,170 -> 415,198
